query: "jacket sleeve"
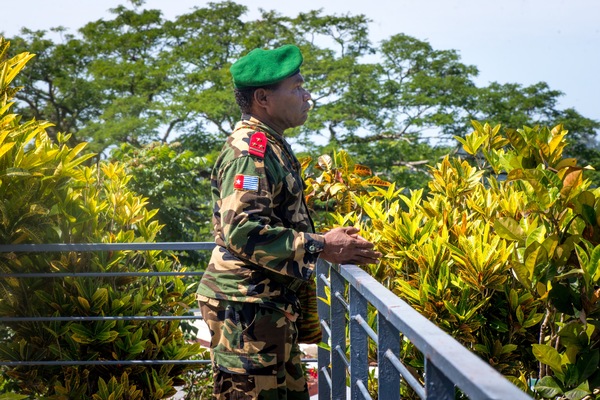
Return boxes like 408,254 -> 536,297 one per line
216,155 -> 324,280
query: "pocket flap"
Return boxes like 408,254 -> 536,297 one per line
214,350 -> 278,375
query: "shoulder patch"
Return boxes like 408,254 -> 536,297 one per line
248,131 -> 267,158
233,174 -> 259,191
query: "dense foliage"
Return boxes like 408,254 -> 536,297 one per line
111,142 -> 214,264
0,38 -> 206,399
306,122 -> 600,398
4,1 -> 598,179
3,1 -> 598,248
2,1 -> 600,398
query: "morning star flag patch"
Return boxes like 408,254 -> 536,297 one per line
233,174 -> 259,191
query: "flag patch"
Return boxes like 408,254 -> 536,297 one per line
233,174 -> 259,191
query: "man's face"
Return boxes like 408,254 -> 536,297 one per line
264,73 -> 312,132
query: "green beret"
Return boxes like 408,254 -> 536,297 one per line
230,44 -> 303,89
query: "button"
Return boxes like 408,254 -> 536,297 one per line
308,245 -> 316,253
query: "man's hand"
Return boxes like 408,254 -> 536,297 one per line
319,227 -> 382,265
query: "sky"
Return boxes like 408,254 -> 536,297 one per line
2,0 -> 599,125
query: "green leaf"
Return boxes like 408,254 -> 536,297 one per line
77,296 -> 91,312
576,349 -> 599,382
501,344 -> 518,354
0,394 -> 30,400
563,363 -> 580,388
0,142 -> 15,159
515,306 -> 525,325
522,313 -> 544,329
532,344 -> 563,374
526,226 -> 547,248
549,284 -> 574,314
534,376 -> 563,398
70,323 -> 94,344
581,204 -> 596,226
494,217 -> 525,242
511,261 -> 532,288
588,245 -> 600,282
564,381 -> 590,400
92,287 -> 109,310
71,333 -> 95,345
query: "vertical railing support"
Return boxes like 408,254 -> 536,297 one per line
314,262 -> 533,400
350,284 -> 369,399
331,265 -> 348,400
378,313 -> 401,399
316,259 -> 331,400
425,358 -> 455,399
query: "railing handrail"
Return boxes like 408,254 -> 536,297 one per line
0,242 -> 215,368
316,260 -> 533,400
0,242 -> 216,253
0,242 -> 319,371
1,242 -> 533,399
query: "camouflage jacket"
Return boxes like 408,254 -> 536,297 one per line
196,115 -> 325,318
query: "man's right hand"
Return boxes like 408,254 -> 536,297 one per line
319,226 -> 382,265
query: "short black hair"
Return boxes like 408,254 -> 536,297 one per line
234,82 -> 281,113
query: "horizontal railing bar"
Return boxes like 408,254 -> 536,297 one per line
384,349 -> 425,400
337,264 -> 531,400
335,345 -> 350,371
0,271 -> 204,278
0,358 -> 318,367
320,366 -> 333,389
0,242 -> 216,253
1,315 -> 203,322
334,291 -> 349,311
318,272 -> 331,288
351,314 -> 378,345
0,360 -> 211,366
320,319 -> 332,340
356,379 -> 372,400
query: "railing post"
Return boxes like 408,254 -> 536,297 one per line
349,284 -> 369,399
425,358 -> 454,399
331,265 -> 348,400
377,314 -> 400,399
316,259 -> 332,400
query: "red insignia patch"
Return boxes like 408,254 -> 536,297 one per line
249,131 -> 267,158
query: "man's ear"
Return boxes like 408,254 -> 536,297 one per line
253,88 -> 270,108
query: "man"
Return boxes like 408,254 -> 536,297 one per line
196,44 -> 381,400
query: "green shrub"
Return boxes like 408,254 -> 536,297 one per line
308,121 -> 600,399
0,37 -> 206,399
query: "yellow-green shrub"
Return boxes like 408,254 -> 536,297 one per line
308,121 -> 600,399
0,37 -> 205,399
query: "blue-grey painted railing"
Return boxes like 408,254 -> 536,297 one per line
315,260 -> 533,400
2,242 -> 532,399
0,242 -> 217,367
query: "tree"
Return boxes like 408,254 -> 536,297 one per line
5,28 -> 102,148
5,0 -> 598,201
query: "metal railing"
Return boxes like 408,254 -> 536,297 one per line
0,242 -> 216,368
315,260 -> 532,400
1,243 -> 532,399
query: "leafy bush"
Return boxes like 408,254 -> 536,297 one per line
307,122 -> 600,399
112,142 -> 214,245
0,37 -> 207,399
113,141 -> 214,270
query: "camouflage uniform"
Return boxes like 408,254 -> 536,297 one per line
197,114 -> 324,399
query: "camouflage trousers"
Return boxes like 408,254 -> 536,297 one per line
199,298 -> 309,400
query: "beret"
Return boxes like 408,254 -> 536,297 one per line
230,44 -> 303,89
